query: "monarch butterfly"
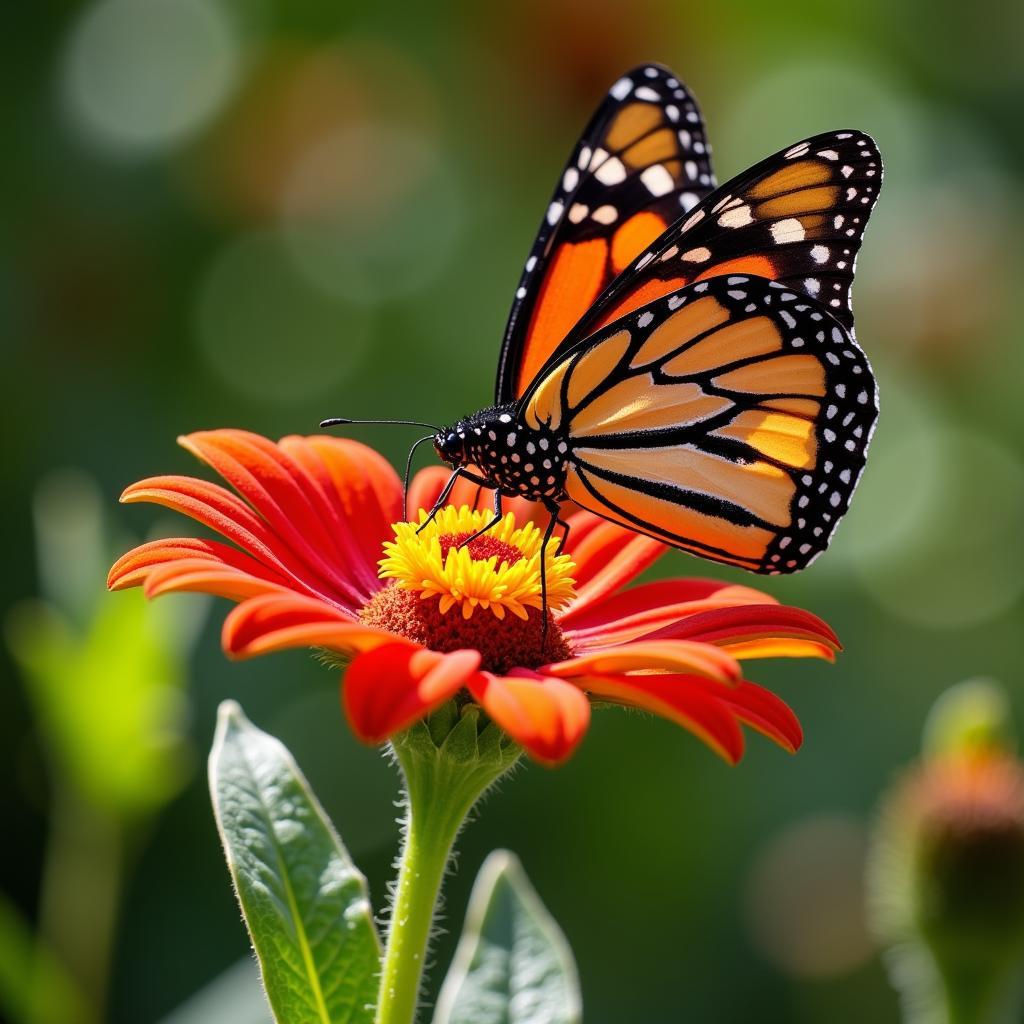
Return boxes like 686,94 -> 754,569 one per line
325,63 -> 881,609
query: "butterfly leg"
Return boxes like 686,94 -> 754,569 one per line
415,468 -> 494,533
550,507 -> 571,556
457,488 -> 504,548
537,507 -> 561,652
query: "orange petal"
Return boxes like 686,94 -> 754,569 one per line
120,474 -> 362,609
222,593 -> 390,659
584,673 -> 745,764
467,670 -> 590,765
344,645 -> 480,743
694,677 -> 804,753
179,430 -> 375,603
722,638 -> 836,662
546,640 -> 741,684
562,512 -> 666,617
107,537 -> 288,593
641,604 -> 841,655
299,434 -> 404,572
561,578 -> 776,646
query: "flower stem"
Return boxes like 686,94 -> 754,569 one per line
376,706 -> 520,1024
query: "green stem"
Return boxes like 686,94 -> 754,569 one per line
376,707 -> 520,1024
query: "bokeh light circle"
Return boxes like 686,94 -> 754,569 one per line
195,230 -> 371,405
850,422 -> 1024,629
281,122 -> 463,306
63,0 -> 240,155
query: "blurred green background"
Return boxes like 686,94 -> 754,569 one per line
3,1 -> 1023,1021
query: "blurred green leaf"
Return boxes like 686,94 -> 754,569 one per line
6,587 -> 192,816
0,891 -> 92,1024
434,850 -> 582,1024
5,470 -> 198,817
208,701 -> 381,1024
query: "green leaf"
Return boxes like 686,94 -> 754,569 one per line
434,850 -> 582,1024
6,590 -> 193,816
208,701 -> 381,1024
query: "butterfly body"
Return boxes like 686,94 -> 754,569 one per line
434,405 -> 569,502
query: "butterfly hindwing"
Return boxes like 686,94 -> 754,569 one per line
561,129 -> 882,351
496,63 -> 716,404
520,275 -> 877,573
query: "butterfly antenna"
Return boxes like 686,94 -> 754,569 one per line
320,416 -> 441,432
403,434 -> 436,508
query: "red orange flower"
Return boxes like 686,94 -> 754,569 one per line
108,429 -> 840,764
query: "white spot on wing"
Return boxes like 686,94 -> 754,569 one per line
718,204 -> 753,228
609,77 -> 632,100
770,218 -> 805,243
640,164 -> 675,197
594,156 -> 627,185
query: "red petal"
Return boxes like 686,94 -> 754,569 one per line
222,593 -> 389,659
120,475 -> 360,610
179,431 -> 376,604
561,511 -> 666,617
641,604 -> 841,656
107,537 -> 289,593
695,677 -> 804,753
546,640 -> 741,684
467,670 -> 590,765
298,434 -> 403,576
584,673 -> 745,764
344,645 -> 479,743
561,578 -> 775,646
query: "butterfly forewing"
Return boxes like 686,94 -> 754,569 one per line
496,63 -> 716,404
520,275 -> 877,573
559,129 -> 882,354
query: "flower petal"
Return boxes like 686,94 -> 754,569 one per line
179,430 -> 379,604
120,474 -> 361,610
222,593 -> 390,659
721,638 -> 837,661
695,677 -> 804,753
294,434 -> 403,582
107,537 -> 289,595
560,578 -> 776,647
583,673 -> 745,764
561,511 -> 666,617
546,640 -> 741,684
344,644 -> 480,743
466,670 -> 590,765
641,604 -> 841,660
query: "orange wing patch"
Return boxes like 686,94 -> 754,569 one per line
565,464 -> 776,567
571,376 -> 731,437
713,354 -> 826,396
714,411 -> 817,469
516,239 -> 608,396
611,212 -> 668,273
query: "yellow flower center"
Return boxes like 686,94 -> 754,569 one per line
377,506 -> 576,620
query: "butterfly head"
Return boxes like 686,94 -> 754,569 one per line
434,422 -> 469,468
